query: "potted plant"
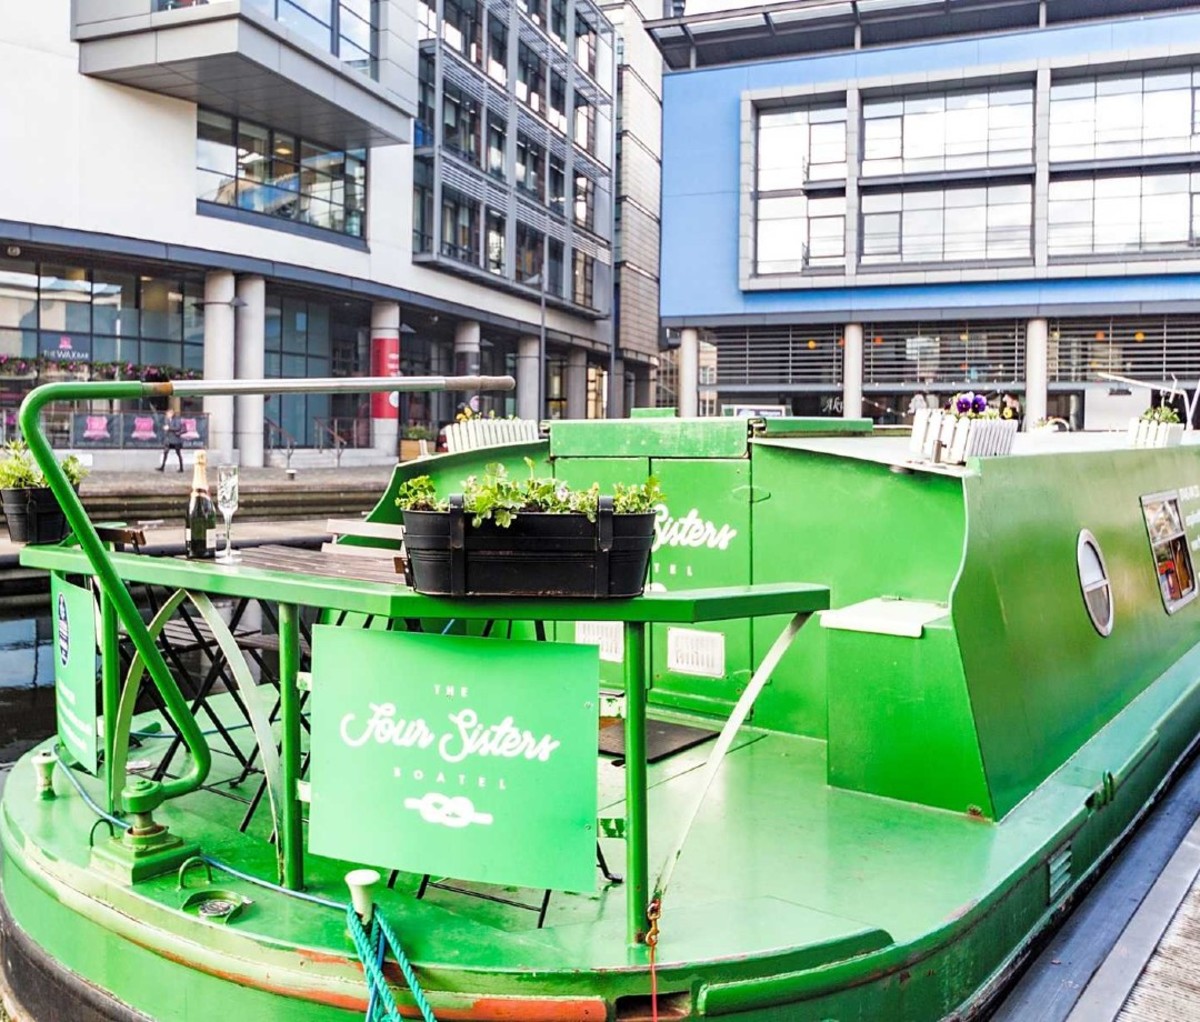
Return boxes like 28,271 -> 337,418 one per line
1132,403 -> 1184,448
0,439 -> 89,543
913,392 -> 1017,464
399,425 -> 434,462
396,460 -> 663,598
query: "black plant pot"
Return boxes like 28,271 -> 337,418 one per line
403,496 -> 655,598
0,487 -> 70,545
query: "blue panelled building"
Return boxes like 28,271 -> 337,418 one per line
647,0 -> 1200,429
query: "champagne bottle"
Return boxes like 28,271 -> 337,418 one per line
184,450 -> 216,560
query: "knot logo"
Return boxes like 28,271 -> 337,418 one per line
404,792 -> 494,829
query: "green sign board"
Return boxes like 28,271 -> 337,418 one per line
309,628 -> 600,893
52,575 -> 97,774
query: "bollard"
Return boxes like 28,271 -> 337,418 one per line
345,868 -> 381,926
32,750 -> 56,800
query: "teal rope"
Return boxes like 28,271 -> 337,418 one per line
376,912 -> 437,1022
346,907 -> 438,1022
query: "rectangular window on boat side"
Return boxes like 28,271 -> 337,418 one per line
1141,491 -> 1198,613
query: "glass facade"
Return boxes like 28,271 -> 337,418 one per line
861,183 -> 1031,264
161,0 -> 377,77
861,86 -> 1033,177
1049,69 -> 1200,163
413,0 -> 613,312
1048,172 -> 1200,256
196,109 -> 367,238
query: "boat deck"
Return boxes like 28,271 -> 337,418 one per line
1,688 -> 1112,980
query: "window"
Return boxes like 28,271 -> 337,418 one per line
756,194 -> 845,273
861,86 -> 1033,177
860,183 -> 1031,264
516,223 -> 543,283
487,115 -> 507,180
517,136 -> 544,198
443,82 -> 481,163
549,72 -> 568,133
486,209 -> 506,274
517,43 -> 545,114
548,156 -> 566,216
1077,530 -> 1114,636
1141,494 -> 1197,614
547,238 -> 565,296
417,0 -> 437,40
196,108 -> 367,238
550,0 -> 567,45
575,15 -> 597,78
487,15 -> 507,85
416,52 -> 436,147
1049,69 -> 1200,164
754,103 -> 847,275
442,0 -> 482,63
573,250 -> 595,307
1048,172 -> 1199,257
413,157 -> 434,253
574,173 -> 595,230
574,95 -> 596,152
442,189 -> 480,264
758,106 -> 846,188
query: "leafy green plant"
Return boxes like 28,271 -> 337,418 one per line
396,458 -> 664,528
402,425 -> 434,441
1141,404 -> 1182,424
0,439 -> 89,489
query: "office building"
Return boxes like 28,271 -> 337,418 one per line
648,0 -> 1200,429
0,0 -> 616,465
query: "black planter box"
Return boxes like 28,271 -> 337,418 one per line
1,487 -> 69,545
403,496 -> 655,598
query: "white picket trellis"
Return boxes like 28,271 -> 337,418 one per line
443,418 -> 541,453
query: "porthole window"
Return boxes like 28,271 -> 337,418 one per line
1141,492 -> 1197,614
1077,530 -> 1113,637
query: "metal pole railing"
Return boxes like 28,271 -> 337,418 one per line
18,373 -> 513,809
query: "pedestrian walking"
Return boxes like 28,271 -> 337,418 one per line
157,408 -> 184,472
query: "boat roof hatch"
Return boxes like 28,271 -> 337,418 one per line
821,597 -> 951,638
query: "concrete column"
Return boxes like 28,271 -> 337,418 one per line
203,270 -> 236,459
516,335 -> 540,420
370,301 -> 401,457
635,367 -> 655,409
234,275 -> 265,467
1025,317 -> 1049,430
454,319 -> 481,414
566,348 -> 588,419
842,322 -> 864,419
679,328 -> 700,417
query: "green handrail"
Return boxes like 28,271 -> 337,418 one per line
18,373 -> 515,810
20,380 -> 212,801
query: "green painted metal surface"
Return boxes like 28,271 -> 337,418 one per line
954,448 -> 1200,818
308,629 -> 600,893
749,442 -> 965,739
755,417 -> 874,435
826,618 -> 992,815
550,417 -> 752,459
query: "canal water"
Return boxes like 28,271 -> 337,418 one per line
0,610 -> 55,766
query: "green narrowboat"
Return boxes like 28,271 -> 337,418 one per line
4,377 -> 1200,1022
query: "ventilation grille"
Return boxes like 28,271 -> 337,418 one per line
1048,843 -> 1073,904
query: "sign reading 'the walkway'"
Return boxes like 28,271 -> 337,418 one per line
52,575 -> 97,775
309,628 -> 600,893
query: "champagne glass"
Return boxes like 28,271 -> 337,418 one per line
216,465 -> 241,563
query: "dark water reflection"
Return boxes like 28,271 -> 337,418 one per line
0,612 -> 56,764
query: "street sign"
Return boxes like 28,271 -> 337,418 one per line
52,575 -> 97,774
309,628 -> 600,892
